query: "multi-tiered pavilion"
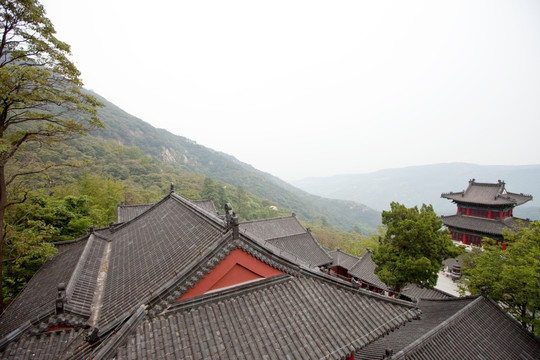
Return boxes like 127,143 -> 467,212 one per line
441,179 -> 532,246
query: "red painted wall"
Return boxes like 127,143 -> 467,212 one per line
179,249 -> 283,300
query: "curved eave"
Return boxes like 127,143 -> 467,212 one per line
441,215 -> 530,237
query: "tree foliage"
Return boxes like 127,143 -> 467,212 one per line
200,177 -> 226,210
461,223 -> 540,336
0,0 -> 103,309
2,191 -> 96,303
306,217 -> 378,257
372,202 -> 460,292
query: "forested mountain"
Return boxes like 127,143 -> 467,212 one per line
86,91 -> 381,233
292,163 -> 540,220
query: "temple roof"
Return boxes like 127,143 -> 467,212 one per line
347,250 -> 454,301
359,296 -> 540,360
116,198 -> 220,223
238,216 -> 333,267
441,179 -> 532,206
266,232 -> 333,267
441,214 -> 530,236
2,190 -> 537,359
190,199 -> 219,216
116,203 -> 153,223
356,297 -> 476,359
348,249 -> 389,291
328,249 -> 361,271
0,189 -> 426,359
400,283 -> 454,301
114,275 -> 420,360
239,215 -> 306,241
0,192 -> 226,339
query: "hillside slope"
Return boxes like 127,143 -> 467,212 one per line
291,163 -> 540,220
88,91 -> 381,233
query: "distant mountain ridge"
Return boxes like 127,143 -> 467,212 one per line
88,91 -> 381,233
291,163 -> 540,221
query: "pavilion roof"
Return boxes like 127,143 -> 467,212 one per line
441,214 -> 530,237
441,179 -> 532,206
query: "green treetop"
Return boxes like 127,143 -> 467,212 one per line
372,202 -> 460,292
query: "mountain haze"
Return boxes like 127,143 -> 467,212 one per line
292,163 -> 540,221
88,91 -> 381,233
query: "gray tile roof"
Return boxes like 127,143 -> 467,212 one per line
0,192 -> 226,343
441,180 -> 532,206
441,214 -> 530,236
346,250 -> 453,301
96,193 -> 225,329
3,190 -> 537,360
0,328 -> 93,360
349,249 -> 389,291
239,215 -> 306,241
389,296 -> 540,360
115,275 -> 421,360
190,199 -> 218,216
266,232 -> 332,267
116,203 -> 153,223
117,199 -> 220,223
0,237 -> 89,338
356,297 -> 477,359
400,284 -> 454,301
328,249 -> 361,271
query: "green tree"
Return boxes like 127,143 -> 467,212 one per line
200,177 -> 226,209
0,0 -> 103,309
372,202 -> 460,292
77,174 -> 123,223
2,191 -> 102,303
461,223 -> 540,336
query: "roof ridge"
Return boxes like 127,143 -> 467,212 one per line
303,230 -> 334,262
265,230 -> 310,242
332,248 -> 360,257
170,193 -> 225,228
112,193 -> 225,234
117,203 -> 155,208
300,266 -> 418,308
238,230 -> 314,268
52,233 -> 91,246
111,193 -> 173,232
240,214 -> 299,225
418,295 -> 480,303
65,233 -> 99,304
506,190 -> 533,198
481,296 -> 540,343
392,296 -> 485,358
91,304 -> 147,360
402,284 -> 458,300
166,274 -> 292,313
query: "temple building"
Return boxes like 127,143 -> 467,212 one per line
1,186 -> 538,359
441,179 -> 532,246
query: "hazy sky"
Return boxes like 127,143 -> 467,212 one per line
40,0 -> 540,181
